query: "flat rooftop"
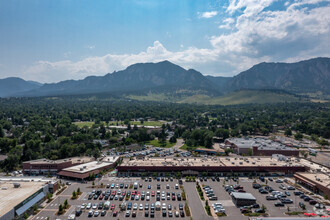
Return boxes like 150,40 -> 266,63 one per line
24,156 -> 93,164
295,172 -> 330,189
231,192 -> 256,200
227,138 -> 298,151
120,156 -> 303,167
0,181 -> 45,217
62,156 -> 119,174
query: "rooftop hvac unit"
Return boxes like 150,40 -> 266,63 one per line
80,168 -> 84,171
13,183 -> 20,188
83,166 -> 87,168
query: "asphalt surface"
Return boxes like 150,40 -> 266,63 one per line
31,177 -> 325,220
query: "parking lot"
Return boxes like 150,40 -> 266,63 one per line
194,177 -> 324,219
32,176 -> 328,220
33,177 -> 191,220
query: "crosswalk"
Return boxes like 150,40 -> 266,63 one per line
35,216 -> 48,219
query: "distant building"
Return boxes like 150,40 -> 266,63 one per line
57,156 -> 120,180
225,138 -> 299,156
22,157 -> 93,175
117,157 -> 306,177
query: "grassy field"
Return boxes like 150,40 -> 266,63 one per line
179,90 -> 302,105
127,90 -> 304,105
74,120 -> 164,128
145,139 -> 176,148
73,121 -> 95,128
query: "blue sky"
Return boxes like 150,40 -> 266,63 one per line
0,0 -> 329,82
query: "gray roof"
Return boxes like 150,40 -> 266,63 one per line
231,192 -> 256,200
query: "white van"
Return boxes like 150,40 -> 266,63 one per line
133,182 -> 138,190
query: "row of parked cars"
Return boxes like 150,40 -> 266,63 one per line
88,188 -> 182,202
124,202 -> 185,218
77,200 -> 186,218
203,185 -> 218,201
239,204 -> 263,214
225,184 -> 246,194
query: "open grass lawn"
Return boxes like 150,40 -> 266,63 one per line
74,120 -> 165,128
73,121 -> 95,128
129,121 -> 164,126
145,139 -> 175,148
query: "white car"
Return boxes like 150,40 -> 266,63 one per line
162,203 -> 167,210
133,203 -> 138,210
214,208 -> 226,213
86,203 -> 92,209
92,203 -> 97,209
81,203 -> 86,209
146,196 -> 150,201
94,211 -> 99,217
139,204 -> 143,210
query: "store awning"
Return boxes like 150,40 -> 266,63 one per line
16,192 -> 45,216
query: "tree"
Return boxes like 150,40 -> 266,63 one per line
285,128 -> 292,137
247,148 -> 253,156
58,204 -> 63,213
64,199 -> 68,209
169,136 -> 177,143
225,148 -> 233,156
72,190 -> 77,199
77,187 -> 81,194
294,132 -> 303,140
0,125 -> 4,138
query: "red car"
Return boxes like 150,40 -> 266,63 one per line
113,211 -> 118,217
309,200 -> 317,205
234,185 -> 243,190
132,191 -> 136,195
151,191 -> 155,196
111,191 -> 116,195
111,204 -> 116,210
238,189 -> 246,193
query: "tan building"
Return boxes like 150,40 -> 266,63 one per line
294,172 -> 330,198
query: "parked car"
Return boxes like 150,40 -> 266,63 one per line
275,202 -> 285,207
309,200 -> 317,205
255,209 -> 265,213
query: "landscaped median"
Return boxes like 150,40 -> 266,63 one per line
180,185 -> 191,217
56,199 -> 70,215
71,187 -> 82,200
196,182 -> 205,200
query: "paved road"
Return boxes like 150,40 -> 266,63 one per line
172,139 -> 185,151
183,182 -> 213,220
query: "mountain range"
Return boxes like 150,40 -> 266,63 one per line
0,57 -> 329,103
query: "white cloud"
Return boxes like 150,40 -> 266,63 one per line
24,41 -> 218,83
199,11 -> 218,18
218,17 -> 235,29
88,45 -> 95,50
22,0 -> 330,82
